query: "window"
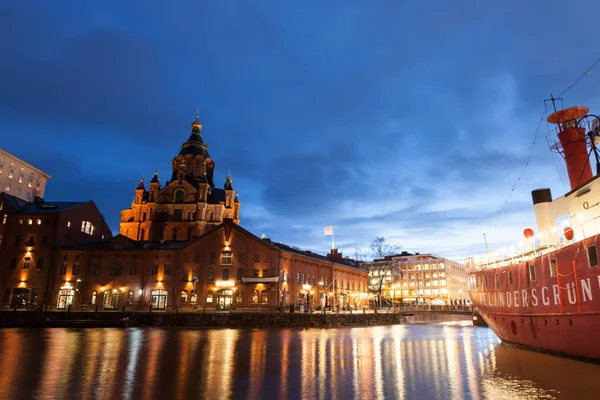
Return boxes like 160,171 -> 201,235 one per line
588,245 -> 599,267
297,272 -> 300,283
60,263 -> 67,274
261,269 -> 267,277
254,254 -> 259,263
27,235 -> 34,246
280,270 -> 284,281
494,274 -> 499,288
23,258 -> 30,269
81,221 -> 95,235
141,212 -> 147,221
180,290 -> 188,303
251,290 -> 259,303
139,229 -> 146,240
130,264 -> 137,275
550,259 -> 557,278
192,268 -> 199,282
127,291 -> 134,305
239,253 -> 244,263
111,264 -> 121,276
222,268 -> 230,280
16,188 -> 21,195
4,184 -> 9,191
172,227 -> 178,240
187,227 -> 193,241
208,268 -> 215,281
237,268 -> 243,281
261,290 -> 269,304
36,257 -> 44,270
253,269 -> 259,278
210,252 -> 215,264
27,178 -> 32,188
72,263 -> 80,275
206,290 -> 214,303
484,275 -> 488,288
164,262 -> 171,275
152,263 -> 159,274
302,273 -> 306,284
190,290 -> 197,304
91,291 -> 97,305
93,263 -> 101,275
221,251 -> 233,265
41,235 -> 48,247
235,290 -> 243,303
528,264 -> 536,282
36,219 -> 41,225
18,174 -> 23,183
26,192 -> 30,200
15,235 -> 21,247
2,214 -> 6,224
174,190 -> 184,203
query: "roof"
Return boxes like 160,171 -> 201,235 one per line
209,188 -> 226,203
266,239 -> 364,271
1,192 -> 84,214
0,148 -> 52,179
178,118 -> 210,158
59,234 -> 187,251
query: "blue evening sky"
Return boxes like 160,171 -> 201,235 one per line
2,1 -> 600,261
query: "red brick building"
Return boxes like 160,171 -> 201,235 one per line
53,219 -> 368,311
0,193 -> 111,308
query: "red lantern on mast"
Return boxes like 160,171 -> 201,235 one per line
564,227 -> 574,241
523,228 -> 534,239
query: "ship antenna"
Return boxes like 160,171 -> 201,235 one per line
483,232 -> 490,262
544,93 -> 562,113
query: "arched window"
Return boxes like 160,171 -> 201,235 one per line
172,227 -> 178,241
187,227 -> 193,241
194,161 -> 203,176
174,190 -> 184,204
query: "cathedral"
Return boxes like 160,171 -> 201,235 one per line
119,114 -> 240,241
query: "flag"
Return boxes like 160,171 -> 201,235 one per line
323,226 -> 334,236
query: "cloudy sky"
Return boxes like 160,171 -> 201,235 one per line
2,1 -> 600,261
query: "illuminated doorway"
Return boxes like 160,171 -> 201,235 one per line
216,289 -> 233,311
151,290 -> 168,310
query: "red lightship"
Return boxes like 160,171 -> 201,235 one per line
466,103 -> 600,361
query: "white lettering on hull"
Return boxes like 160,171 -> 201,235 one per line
506,292 -> 512,307
552,284 -> 561,305
581,278 -> 592,302
521,290 -> 528,306
542,287 -> 550,305
531,288 -> 538,306
514,291 -> 519,307
567,282 -> 577,305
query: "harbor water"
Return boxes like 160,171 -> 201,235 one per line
0,322 -> 598,399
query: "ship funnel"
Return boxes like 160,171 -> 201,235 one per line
532,188 -> 557,245
548,106 -> 591,190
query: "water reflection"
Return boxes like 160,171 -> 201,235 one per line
0,324 -> 599,399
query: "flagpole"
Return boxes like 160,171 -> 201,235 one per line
332,233 -> 335,249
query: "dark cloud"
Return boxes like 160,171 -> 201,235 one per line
2,1 -> 600,261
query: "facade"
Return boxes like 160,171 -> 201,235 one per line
51,219 -> 368,311
0,148 -> 51,202
119,114 -> 240,242
364,251 -> 469,305
0,193 -> 112,308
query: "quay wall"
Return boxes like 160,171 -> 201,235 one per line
0,311 -> 406,329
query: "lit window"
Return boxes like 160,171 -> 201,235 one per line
36,219 -> 41,225
18,174 -> 23,183
4,184 -> 10,191
221,251 -> 233,265
2,214 -> 6,224
27,219 -> 32,225
27,178 -> 32,188
206,290 -> 214,303
251,290 -> 259,303
80,220 -> 95,235
8,169 -> 13,179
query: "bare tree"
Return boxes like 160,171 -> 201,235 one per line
362,237 -> 401,308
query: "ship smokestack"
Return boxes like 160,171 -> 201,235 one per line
532,188 -> 557,245
547,106 -> 591,190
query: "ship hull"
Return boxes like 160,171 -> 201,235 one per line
468,237 -> 600,361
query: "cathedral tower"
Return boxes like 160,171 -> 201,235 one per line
119,113 -> 241,241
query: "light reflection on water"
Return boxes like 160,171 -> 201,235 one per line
0,324 -> 599,399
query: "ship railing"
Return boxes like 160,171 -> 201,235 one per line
467,209 -> 600,271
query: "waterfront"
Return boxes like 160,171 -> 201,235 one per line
0,324 -> 598,399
